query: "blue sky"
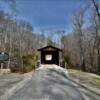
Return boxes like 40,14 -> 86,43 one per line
16,0 -> 88,32
1,0 -> 88,33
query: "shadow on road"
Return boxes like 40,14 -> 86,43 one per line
7,68 -> 100,100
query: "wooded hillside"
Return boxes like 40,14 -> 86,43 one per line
0,10 -> 47,72
61,0 -> 100,75
0,0 -> 100,75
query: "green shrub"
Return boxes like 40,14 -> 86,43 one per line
22,54 -> 38,73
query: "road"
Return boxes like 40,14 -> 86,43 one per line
2,66 -> 100,100
0,73 -> 23,97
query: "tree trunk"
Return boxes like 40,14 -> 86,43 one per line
7,33 -> 12,69
91,0 -> 100,74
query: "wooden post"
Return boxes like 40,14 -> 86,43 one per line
0,52 -> 4,71
65,62 -> 67,69
0,63 -> 4,71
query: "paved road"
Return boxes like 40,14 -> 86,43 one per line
0,74 -> 23,97
6,68 -> 100,100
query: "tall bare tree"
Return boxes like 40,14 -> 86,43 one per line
72,6 -> 87,71
91,0 -> 100,74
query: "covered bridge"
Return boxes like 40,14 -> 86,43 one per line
38,45 -> 62,65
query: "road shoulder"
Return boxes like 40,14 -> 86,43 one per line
0,72 -> 32,100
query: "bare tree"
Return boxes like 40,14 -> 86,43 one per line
72,6 -> 87,71
91,0 -> 100,74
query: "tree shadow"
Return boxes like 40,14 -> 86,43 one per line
40,69 -> 85,100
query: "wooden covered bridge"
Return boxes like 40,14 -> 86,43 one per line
38,45 -> 62,66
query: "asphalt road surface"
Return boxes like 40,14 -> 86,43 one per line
0,74 -> 23,97
6,67 -> 100,100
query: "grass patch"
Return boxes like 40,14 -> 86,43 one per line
94,77 -> 100,87
69,69 -> 100,88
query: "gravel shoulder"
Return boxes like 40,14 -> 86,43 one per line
0,73 -> 24,97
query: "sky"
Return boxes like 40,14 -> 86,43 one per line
1,0 -> 88,33
15,0 -> 87,33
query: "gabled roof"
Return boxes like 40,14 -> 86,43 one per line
38,45 -> 62,51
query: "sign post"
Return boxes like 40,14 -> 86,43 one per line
0,52 -> 9,71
